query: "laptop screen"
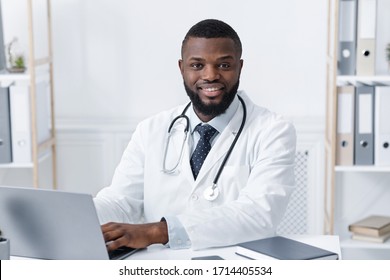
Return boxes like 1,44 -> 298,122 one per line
0,186 -> 138,260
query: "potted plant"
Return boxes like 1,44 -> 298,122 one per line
7,37 -> 26,73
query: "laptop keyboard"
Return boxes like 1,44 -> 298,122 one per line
108,246 -> 137,260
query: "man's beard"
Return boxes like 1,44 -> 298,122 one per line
184,80 -> 240,117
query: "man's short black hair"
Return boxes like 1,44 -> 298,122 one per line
181,19 -> 242,57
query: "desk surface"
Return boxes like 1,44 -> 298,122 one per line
127,235 -> 341,260
11,235 -> 340,260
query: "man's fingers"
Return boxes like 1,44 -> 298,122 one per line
101,222 -> 119,232
101,222 -> 166,249
102,223 -> 124,242
105,237 -> 128,252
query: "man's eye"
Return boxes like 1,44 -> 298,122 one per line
191,63 -> 203,69
219,63 -> 230,69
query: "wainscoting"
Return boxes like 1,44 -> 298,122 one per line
0,116 -> 326,234
54,118 -> 138,195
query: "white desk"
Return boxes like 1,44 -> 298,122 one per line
10,235 -> 340,260
127,235 -> 341,260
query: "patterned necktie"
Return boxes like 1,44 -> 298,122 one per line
190,124 -> 217,179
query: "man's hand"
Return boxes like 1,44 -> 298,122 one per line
102,221 -> 168,251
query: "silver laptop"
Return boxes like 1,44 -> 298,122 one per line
0,186 -> 139,260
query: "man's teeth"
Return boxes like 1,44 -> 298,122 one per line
203,87 -> 220,92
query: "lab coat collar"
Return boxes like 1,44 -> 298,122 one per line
188,94 -> 240,135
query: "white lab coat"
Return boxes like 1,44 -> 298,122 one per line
94,91 -> 296,250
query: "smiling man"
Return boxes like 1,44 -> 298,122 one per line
94,19 -> 296,252
180,34 -> 242,122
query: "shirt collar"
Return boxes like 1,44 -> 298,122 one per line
188,94 -> 240,135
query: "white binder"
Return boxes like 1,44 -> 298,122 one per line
9,83 -> 51,163
336,85 -> 355,165
356,0 -> 377,76
375,0 -> 390,75
375,86 -> 390,166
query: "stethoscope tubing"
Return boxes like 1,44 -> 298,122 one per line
163,95 -> 247,192
212,95 -> 246,186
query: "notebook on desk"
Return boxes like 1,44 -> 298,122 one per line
0,185 -> 140,260
236,236 -> 339,260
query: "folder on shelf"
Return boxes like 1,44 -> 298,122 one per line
336,85 -> 355,165
375,86 -> 390,166
9,83 -> 51,163
375,0 -> 390,75
338,0 -> 357,75
0,86 -> 12,163
0,1 -> 6,72
356,0 -> 377,76
354,85 -> 375,165
9,85 -> 32,163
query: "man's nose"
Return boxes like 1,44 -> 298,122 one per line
201,65 -> 220,81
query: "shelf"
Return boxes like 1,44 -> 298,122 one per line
0,69 -> 50,85
0,1 -> 56,188
0,152 -> 51,169
0,72 -> 30,82
335,166 -> 390,172
326,0 -> 390,259
337,75 -> 390,85
0,134 -> 54,169
341,237 -> 390,250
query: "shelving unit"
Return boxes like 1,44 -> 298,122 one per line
0,0 -> 56,189
335,166 -> 390,172
325,0 -> 390,259
324,0 -> 339,237
341,238 -> 390,249
337,76 -> 390,84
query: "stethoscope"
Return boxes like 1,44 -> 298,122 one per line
162,95 -> 247,201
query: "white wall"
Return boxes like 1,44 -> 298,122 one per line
1,0 -> 328,197
50,0 -> 328,195
51,0 -> 328,121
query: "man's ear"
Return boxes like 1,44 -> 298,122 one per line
178,59 -> 184,75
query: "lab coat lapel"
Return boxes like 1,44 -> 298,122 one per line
167,118 -> 188,166
181,137 -> 196,184
168,120 -> 196,184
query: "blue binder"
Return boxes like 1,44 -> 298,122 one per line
338,0 -> 358,75
354,85 -> 375,165
0,87 -> 12,163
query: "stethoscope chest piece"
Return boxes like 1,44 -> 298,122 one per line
203,185 -> 219,201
